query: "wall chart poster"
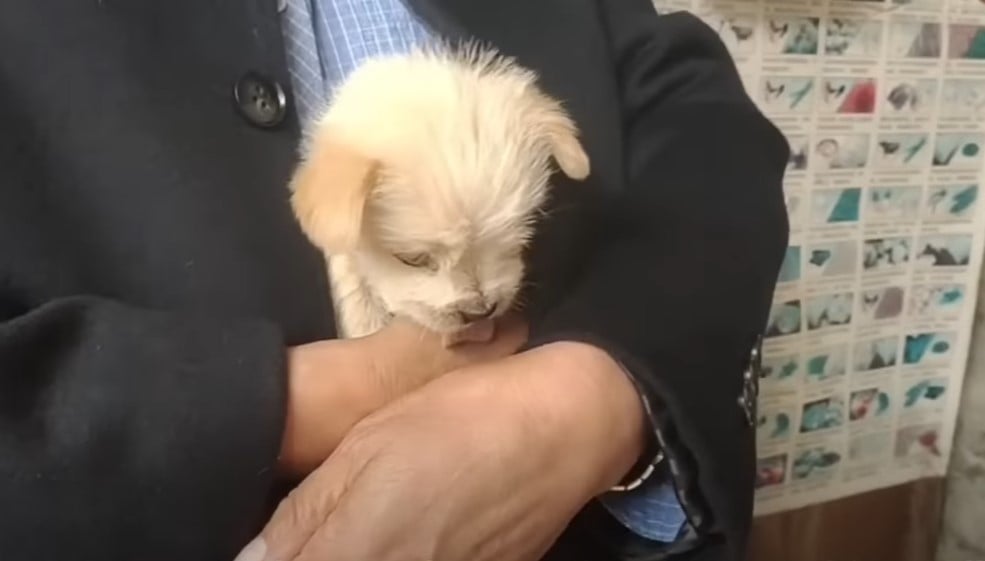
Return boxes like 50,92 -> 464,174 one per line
649,0 -> 985,515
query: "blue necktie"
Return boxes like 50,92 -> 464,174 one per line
281,0 -> 327,128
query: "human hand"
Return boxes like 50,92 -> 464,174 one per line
279,314 -> 527,476
243,342 -> 645,561
367,313 -> 528,400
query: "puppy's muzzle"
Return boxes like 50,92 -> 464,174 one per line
457,302 -> 497,324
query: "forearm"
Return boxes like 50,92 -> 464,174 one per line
522,342 -> 647,495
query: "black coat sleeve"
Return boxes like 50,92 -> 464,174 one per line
0,296 -> 287,561
528,2 -> 789,559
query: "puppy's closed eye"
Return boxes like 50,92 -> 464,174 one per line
394,252 -> 435,269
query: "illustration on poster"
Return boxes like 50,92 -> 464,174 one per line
651,0 -> 985,515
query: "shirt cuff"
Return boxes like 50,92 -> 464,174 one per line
600,476 -> 689,542
599,353 -> 690,543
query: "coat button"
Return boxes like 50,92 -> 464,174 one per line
233,72 -> 288,128
738,335 -> 764,427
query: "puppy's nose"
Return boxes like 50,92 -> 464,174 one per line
458,303 -> 497,324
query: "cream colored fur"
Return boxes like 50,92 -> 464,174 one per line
289,44 -> 590,338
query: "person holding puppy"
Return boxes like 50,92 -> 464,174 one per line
0,1 -> 788,561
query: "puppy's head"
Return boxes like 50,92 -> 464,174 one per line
291,46 -> 590,333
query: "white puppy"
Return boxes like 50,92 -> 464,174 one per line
289,45 -> 590,339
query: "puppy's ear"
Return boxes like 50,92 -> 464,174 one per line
290,134 -> 378,254
536,94 -> 591,181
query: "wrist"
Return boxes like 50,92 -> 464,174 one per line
523,342 -> 647,495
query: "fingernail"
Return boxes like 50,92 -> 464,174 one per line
234,537 -> 267,561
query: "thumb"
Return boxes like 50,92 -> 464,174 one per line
449,312 -> 529,360
234,456 -> 352,561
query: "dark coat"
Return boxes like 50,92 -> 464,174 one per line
0,0 -> 789,559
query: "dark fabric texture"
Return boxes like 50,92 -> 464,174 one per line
0,1 -> 788,560
0,2 -> 332,560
